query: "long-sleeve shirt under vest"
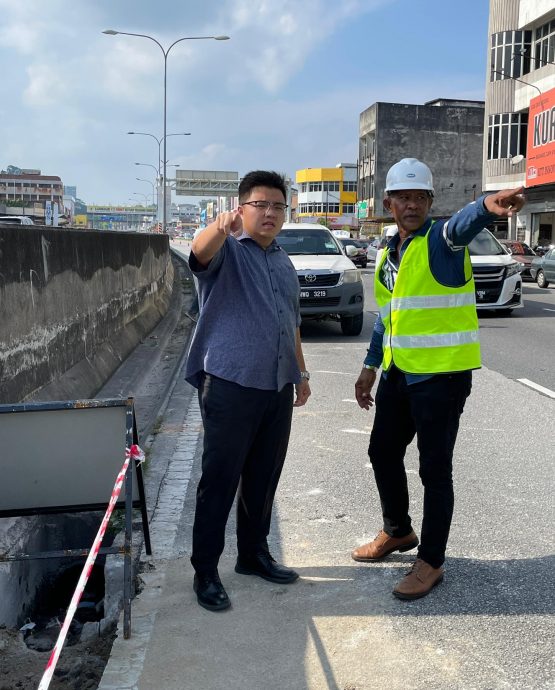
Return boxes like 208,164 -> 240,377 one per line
364,195 -> 498,383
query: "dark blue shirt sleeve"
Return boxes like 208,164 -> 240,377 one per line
364,315 -> 384,367
443,196 -> 498,247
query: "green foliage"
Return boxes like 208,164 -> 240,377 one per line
5,198 -> 25,207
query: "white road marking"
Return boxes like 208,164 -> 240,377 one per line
315,370 -> 354,375
543,308 -> 555,312
517,378 -> 555,399
342,398 -> 358,403
342,428 -> 369,434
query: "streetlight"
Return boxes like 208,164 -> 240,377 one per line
135,161 -> 158,176
104,30 -> 230,232
130,133 -> 190,177
132,192 -> 149,205
136,177 -> 156,205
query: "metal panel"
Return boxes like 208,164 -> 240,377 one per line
0,399 -> 138,515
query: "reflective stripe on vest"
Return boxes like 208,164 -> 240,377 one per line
374,222 -> 481,374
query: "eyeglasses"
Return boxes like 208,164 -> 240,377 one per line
241,201 -> 288,212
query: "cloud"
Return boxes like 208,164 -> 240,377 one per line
0,0 -> 486,205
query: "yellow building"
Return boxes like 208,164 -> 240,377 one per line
295,163 -> 357,229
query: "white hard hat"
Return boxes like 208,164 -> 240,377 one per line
384,225 -> 397,237
385,158 -> 434,195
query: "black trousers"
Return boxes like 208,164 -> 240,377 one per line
368,366 -> 472,568
191,373 -> 294,574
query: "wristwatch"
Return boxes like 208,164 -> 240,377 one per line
363,364 -> 378,372
300,370 -> 311,380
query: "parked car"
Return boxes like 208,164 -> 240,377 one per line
375,225 -> 398,266
338,238 -> 368,268
498,239 -> 536,280
355,238 -> 378,263
468,229 -> 523,314
276,223 -> 364,335
529,247 -> 555,288
0,215 -> 34,225
533,243 -> 554,256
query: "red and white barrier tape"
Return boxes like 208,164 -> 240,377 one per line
37,444 -> 144,690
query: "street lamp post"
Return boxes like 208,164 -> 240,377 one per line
132,192 -> 149,206
136,177 -> 156,206
130,133 -> 190,178
104,30 -> 230,232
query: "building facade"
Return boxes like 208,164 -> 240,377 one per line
358,99 -> 485,231
484,0 -> 555,246
0,166 -> 64,223
295,164 -> 357,229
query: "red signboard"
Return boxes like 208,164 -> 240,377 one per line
526,86 -> 555,187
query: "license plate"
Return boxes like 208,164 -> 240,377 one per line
300,289 -> 327,298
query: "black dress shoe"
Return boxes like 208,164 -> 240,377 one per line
193,571 -> 231,611
235,552 -> 299,584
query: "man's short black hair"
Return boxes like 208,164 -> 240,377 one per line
239,170 -> 287,203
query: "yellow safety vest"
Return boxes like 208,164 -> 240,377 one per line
375,224 -> 481,374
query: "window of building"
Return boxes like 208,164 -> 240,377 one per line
534,20 -> 555,68
490,30 -> 532,80
322,181 -> 339,192
299,183 -> 307,193
342,181 -> 357,192
342,204 -> 355,214
487,113 -> 528,159
324,203 -> 340,214
309,182 -> 322,192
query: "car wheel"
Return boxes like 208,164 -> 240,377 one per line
495,309 -> 513,317
340,312 -> 363,336
361,260 -> 368,269
536,269 -> 550,288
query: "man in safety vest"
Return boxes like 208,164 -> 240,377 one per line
352,158 -> 525,600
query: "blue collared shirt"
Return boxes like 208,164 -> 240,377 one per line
185,232 -> 302,391
364,196 -> 498,383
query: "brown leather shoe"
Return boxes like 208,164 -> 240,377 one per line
393,558 -> 444,600
351,529 -> 419,562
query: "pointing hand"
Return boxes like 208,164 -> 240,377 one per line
216,211 -> 243,237
484,187 -> 526,217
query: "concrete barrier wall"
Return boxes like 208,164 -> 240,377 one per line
0,226 -> 173,403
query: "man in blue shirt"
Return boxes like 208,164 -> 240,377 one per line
186,170 -> 311,611
351,158 -> 525,600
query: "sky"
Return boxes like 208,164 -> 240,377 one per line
0,0 -> 491,207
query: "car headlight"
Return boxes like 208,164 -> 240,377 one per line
342,269 -> 361,283
506,262 -> 522,277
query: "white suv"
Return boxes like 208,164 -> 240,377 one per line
468,229 -> 523,315
0,215 -> 34,225
276,223 -> 365,335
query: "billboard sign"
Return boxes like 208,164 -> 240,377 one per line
526,86 -> 555,188
175,169 -> 239,197
45,200 -> 52,226
357,201 -> 368,219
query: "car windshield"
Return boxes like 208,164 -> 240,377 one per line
276,229 -> 342,255
0,218 -> 22,224
340,239 -> 361,248
468,229 -> 506,256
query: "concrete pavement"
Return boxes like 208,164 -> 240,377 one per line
98,327 -> 554,690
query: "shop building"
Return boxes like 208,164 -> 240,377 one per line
484,0 -> 555,247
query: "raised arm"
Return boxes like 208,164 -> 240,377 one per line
192,211 -> 243,267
